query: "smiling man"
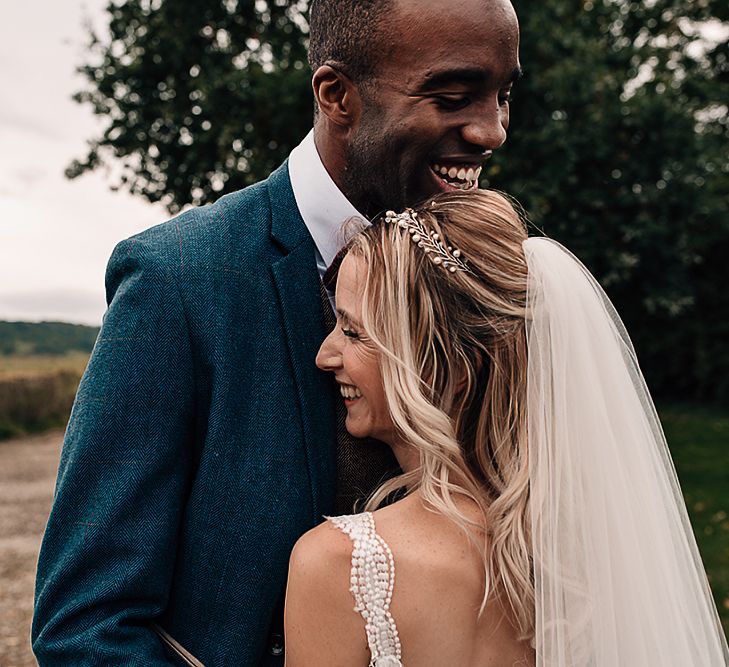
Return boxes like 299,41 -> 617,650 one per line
310,0 -> 521,217
33,1 -> 520,665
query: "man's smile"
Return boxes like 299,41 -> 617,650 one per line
427,152 -> 492,192
430,162 -> 482,191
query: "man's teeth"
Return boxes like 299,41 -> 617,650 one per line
432,163 -> 482,190
340,384 -> 362,399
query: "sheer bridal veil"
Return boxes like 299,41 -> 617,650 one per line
523,238 -> 729,666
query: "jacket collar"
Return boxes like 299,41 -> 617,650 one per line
267,160 -> 310,253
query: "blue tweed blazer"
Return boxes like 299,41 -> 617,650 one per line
33,162 -> 338,666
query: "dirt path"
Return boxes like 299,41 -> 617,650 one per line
0,430 -> 63,667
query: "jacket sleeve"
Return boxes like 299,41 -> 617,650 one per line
32,236 -> 196,666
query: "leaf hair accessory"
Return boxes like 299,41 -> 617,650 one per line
384,208 -> 473,275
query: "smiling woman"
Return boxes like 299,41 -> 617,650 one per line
316,256 -> 397,445
284,189 -> 729,667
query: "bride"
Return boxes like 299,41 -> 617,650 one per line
283,190 -> 729,666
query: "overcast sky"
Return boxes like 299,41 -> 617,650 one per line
0,1 -> 166,326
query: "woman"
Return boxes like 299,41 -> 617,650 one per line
283,190 -> 729,666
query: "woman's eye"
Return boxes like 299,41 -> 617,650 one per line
342,328 -> 360,340
434,95 -> 470,111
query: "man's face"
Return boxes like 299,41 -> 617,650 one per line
344,0 -> 521,217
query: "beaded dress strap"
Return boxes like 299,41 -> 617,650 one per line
327,512 -> 403,667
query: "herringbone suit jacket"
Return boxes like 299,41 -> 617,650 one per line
32,162 -> 395,666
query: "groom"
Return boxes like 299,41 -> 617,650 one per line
32,0 -> 521,664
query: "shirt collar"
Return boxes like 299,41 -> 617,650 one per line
288,129 -> 368,268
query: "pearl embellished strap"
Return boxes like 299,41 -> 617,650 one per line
327,512 -> 403,667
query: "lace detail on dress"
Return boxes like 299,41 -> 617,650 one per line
328,512 -> 403,667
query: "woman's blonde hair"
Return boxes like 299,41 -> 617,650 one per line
347,189 -> 533,639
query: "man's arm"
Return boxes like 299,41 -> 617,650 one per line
32,235 -> 196,666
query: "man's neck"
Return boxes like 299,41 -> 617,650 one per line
313,124 -> 360,211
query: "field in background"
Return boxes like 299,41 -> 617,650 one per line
0,352 -> 90,378
0,353 -> 89,439
0,321 -> 97,440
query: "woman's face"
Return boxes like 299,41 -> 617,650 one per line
315,254 -> 396,445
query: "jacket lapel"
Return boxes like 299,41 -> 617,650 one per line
267,162 -> 337,523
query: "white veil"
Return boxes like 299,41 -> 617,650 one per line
524,237 -> 729,666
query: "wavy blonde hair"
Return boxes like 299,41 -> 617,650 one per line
348,189 -> 533,639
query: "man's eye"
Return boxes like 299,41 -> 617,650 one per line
342,328 -> 360,340
434,95 -> 470,110
499,90 -> 513,106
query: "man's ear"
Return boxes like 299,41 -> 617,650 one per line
312,65 -> 362,129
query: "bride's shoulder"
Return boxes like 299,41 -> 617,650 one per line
285,515 -> 371,665
371,493 -> 486,586
288,515 -> 356,580
286,507 -> 402,601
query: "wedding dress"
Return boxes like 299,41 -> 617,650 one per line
328,512 -> 403,667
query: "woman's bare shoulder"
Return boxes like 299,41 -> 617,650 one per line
371,493 -> 488,610
285,520 -> 368,666
289,519 -> 352,573
368,495 -> 505,666
372,493 -> 483,558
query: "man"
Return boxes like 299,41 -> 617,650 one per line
32,0 -> 521,664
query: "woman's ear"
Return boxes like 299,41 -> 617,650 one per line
312,65 -> 362,129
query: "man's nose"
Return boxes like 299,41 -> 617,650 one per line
460,103 -> 508,151
316,329 -> 341,371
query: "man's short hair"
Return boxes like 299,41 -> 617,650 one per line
307,0 -> 394,82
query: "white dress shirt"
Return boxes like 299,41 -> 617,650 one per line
288,130 -> 369,300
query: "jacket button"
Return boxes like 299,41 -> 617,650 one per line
269,632 -> 284,656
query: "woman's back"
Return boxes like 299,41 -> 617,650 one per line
285,492 -> 535,667
369,494 -> 534,667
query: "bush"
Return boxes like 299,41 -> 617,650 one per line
0,370 -> 83,439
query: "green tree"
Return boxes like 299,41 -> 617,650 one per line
69,0 -> 728,401
68,0 -> 312,212
488,0 -> 729,401
0,322 -> 99,356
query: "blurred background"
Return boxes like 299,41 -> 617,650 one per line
1,0 -> 727,664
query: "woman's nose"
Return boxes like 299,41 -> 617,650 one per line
316,329 -> 341,371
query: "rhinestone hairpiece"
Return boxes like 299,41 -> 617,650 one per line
384,208 -> 472,275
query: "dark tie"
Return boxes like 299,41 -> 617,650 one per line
318,280 -> 400,514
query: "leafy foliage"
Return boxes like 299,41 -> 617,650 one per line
68,0 -> 728,401
488,0 -> 729,401
67,0 -> 312,212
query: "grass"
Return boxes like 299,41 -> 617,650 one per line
659,403 -> 729,637
0,353 -> 89,439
